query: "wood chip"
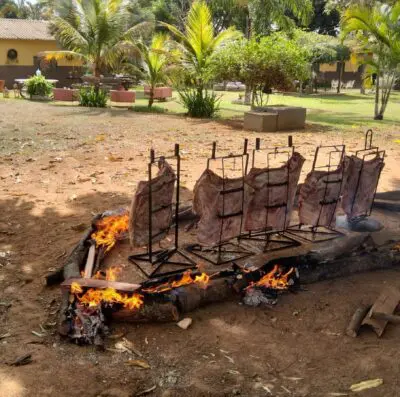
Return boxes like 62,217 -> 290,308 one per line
8,353 -> 32,366
177,317 -> 192,330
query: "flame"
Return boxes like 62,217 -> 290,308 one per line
71,281 -> 83,294
142,271 -> 210,293
91,214 -> 129,252
71,266 -> 143,310
247,265 -> 295,291
78,288 -> 143,310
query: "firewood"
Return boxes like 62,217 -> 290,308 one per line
174,277 -> 236,313
46,214 -> 101,286
111,302 -> 179,323
61,278 -> 141,292
83,243 -> 96,278
346,305 -> 371,337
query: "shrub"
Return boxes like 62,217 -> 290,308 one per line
25,75 -> 53,98
79,86 -> 108,107
178,89 -> 220,118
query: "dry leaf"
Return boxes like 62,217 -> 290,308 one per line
350,379 -> 383,392
95,134 -> 106,142
125,359 -> 151,369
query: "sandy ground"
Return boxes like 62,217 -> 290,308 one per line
0,100 -> 400,397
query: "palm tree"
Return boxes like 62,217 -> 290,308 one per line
41,0 -> 152,78
160,0 -> 241,96
137,33 -> 176,108
341,2 -> 400,119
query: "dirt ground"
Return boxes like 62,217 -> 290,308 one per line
0,100 -> 400,397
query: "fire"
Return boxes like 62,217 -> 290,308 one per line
91,214 -> 129,252
247,265 -> 295,291
71,266 -> 143,310
142,271 -> 210,293
78,288 -> 143,310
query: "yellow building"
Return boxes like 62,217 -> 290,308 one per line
0,18 -> 81,88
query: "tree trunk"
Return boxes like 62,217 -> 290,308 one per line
337,61 -> 343,94
148,86 -> 154,108
377,73 -> 395,120
359,64 -> 366,94
374,73 -> 381,119
244,86 -> 252,105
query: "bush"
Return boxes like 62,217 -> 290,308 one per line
25,75 -> 53,98
79,86 -> 108,107
178,89 -> 220,118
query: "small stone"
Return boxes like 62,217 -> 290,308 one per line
177,318 -> 192,330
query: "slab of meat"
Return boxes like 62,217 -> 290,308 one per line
193,169 -> 245,246
298,159 -> 349,227
244,152 -> 305,232
342,155 -> 384,218
129,161 -> 175,247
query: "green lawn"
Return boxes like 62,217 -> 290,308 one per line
3,87 -> 399,131
132,89 -> 400,130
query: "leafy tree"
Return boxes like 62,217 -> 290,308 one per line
160,0 -> 241,116
0,0 -> 44,19
341,2 -> 400,119
41,0 -> 153,77
292,29 -> 350,93
136,33 -> 177,108
307,0 -> 340,36
210,34 -> 310,106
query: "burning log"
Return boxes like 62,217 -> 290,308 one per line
111,302 -> 179,323
46,221 -> 99,286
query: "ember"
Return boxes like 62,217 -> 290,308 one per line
91,213 -> 129,252
142,270 -> 210,293
71,267 -> 144,310
247,265 -> 295,291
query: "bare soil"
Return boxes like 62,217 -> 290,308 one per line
0,100 -> 400,397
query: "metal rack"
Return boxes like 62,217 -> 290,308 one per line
129,144 -> 196,279
286,144 -> 346,242
186,140 -> 254,266
350,129 -> 385,218
239,136 -> 301,252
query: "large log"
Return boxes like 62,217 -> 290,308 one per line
256,234 -> 400,284
171,277 -> 237,313
111,302 -> 179,323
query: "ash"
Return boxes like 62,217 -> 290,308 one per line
243,287 -> 278,307
67,303 -> 109,346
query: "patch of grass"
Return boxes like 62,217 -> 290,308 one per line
130,104 -> 167,113
132,88 -> 400,130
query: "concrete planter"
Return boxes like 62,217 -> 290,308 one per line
53,88 -> 79,101
110,90 -> 136,103
244,106 -> 306,132
30,95 -> 51,101
143,86 -> 172,100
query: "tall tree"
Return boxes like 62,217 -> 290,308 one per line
41,0 -> 153,77
0,0 -> 45,19
341,2 -> 400,119
160,0 -> 241,95
307,0 -> 340,36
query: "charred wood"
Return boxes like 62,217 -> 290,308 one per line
111,302 -> 179,323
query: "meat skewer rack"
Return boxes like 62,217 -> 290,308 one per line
287,144 -> 346,242
186,140 -> 254,266
129,144 -> 196,279
238,137 -> 302,252
350,129 -> 385,218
